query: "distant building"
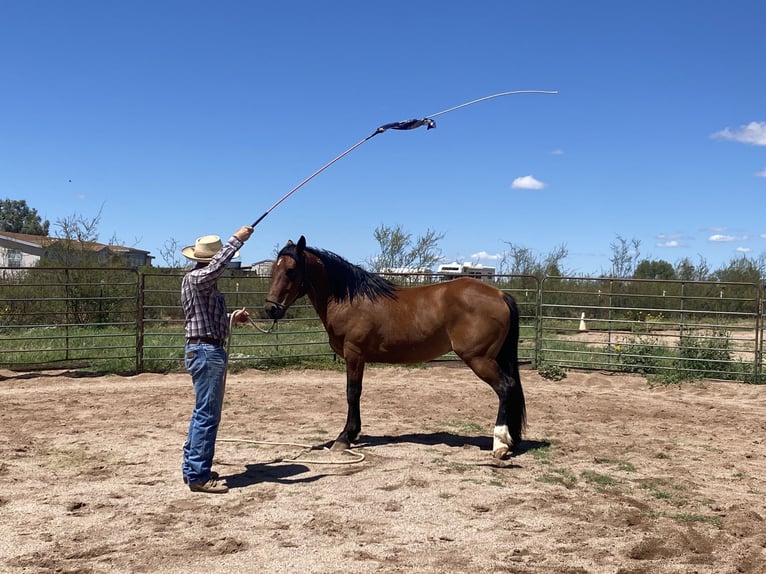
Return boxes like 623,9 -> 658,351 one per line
0,232 -> 153,268
247,259 -> 275,277
437,261 -> 496,281
379,267 -> 434,284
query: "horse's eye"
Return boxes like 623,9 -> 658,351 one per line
285,268 -> 297,280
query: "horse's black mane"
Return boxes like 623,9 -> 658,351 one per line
281,243 -> 398,302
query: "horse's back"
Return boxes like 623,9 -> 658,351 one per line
405,276 -> 509,311
394,276 -> 513,340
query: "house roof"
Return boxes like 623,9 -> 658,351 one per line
0,231 -> 56,248
0,232 -> 151,255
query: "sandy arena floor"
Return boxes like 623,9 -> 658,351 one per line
1,364 -> 765,573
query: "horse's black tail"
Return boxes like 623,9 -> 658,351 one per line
498,293 -> 526,442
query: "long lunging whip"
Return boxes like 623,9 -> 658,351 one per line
251,89 -> 557,227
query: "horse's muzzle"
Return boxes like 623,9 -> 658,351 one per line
264,300 -> 286,320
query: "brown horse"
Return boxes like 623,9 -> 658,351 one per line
264,236 -> 525,458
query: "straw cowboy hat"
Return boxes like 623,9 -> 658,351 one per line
181,235 -> 239,262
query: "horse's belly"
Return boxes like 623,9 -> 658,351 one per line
363,336 -> 452,364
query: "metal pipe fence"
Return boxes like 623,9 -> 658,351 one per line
537,276 -> 762,383
0,267 -> 763,383
0,267 -> 140,371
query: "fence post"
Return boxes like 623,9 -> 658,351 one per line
534,277 -> 543,368
756,284 -> 763,384
136,272 -> 145,373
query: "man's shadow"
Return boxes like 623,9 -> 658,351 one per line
225,462 -> 324,489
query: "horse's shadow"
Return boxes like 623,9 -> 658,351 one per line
223,434 -> 551,488
353,432 -> 550,461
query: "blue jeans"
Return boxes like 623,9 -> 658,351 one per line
182,342 -> 227,485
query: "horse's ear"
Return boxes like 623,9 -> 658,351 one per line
297,235 -> 306,254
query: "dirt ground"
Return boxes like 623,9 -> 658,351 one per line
1,363 -> 765,574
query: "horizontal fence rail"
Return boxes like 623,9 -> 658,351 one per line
0,267 -> 763,383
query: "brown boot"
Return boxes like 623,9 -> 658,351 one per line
188,477 -> 228,494
183,471 -> 218,485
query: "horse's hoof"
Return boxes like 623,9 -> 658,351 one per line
493,446 -> 509,459
331,440 -> 350,452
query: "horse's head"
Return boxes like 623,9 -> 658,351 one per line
264,236 -> 308,320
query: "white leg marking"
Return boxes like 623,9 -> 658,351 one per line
493,424 -> 512,456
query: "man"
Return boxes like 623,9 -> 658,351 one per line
180,226 -> 253,493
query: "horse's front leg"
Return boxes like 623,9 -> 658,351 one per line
332,356 -> 365,451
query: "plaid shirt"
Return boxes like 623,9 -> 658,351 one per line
182,236 -> 244,341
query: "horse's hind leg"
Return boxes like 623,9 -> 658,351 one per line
332,357 -> 364,451
463,356 -> 522,459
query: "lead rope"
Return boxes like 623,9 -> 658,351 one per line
247,315 -> 277,334
217,437 -> 365,465
219,310 -> 365,465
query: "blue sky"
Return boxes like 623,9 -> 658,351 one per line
2,1 -> 764,275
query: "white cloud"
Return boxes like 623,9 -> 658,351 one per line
755,167 -> 766,178
736,246 -> 751,253
709,233 -> 747,242
551,149 -> 564,155
761,233 -> 766,239
657,233 -> 688,241
511,175 -> 545,190
711,121 -> 766,146
470,251 -> 502,261
656,233 -> 689,248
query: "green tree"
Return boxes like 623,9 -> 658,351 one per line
674,256 -> 710,281
608,235 -> 641,278
711,255 -> 763,284
158,237 -> 186,269
634,259 -> 676,280
36,208 -> 136,324
367,224 -> 445,272
498,242 -> 569,277
44,209 -> 102,267
0,198 -> 50,235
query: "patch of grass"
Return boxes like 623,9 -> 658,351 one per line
460,478 -> 484,486
444,420 -> 485,434
639,478 -> 697,509
537,364 -> 567,381
530,443 -> 553,465
594,457 -> 636,472
656,511 -> 722,527
615,335 -> 676,376
581,470 -> 617,488
674,512 -> 720,525
447,462 -> 473,473
538,467 -> 577,488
